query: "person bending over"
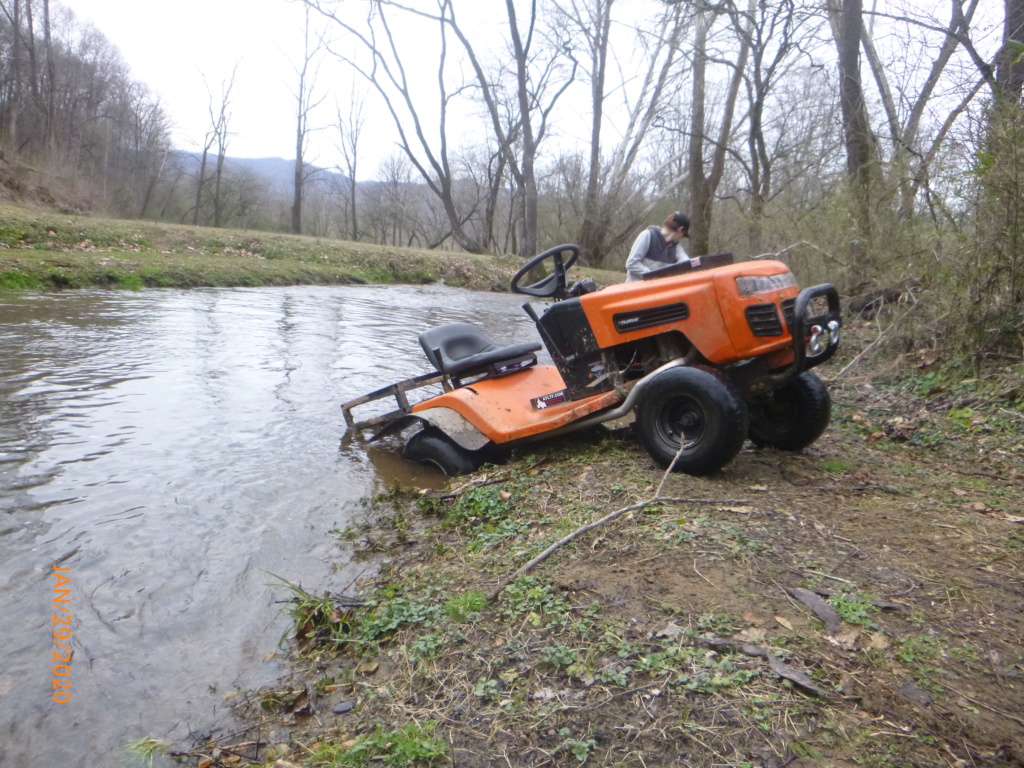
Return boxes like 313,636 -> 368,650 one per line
624,211 -> 690,282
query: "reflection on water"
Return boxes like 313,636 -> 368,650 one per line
0,284 -> 538,767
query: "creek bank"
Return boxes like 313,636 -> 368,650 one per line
179,360 -> 1024,768
0,202 -> 621,291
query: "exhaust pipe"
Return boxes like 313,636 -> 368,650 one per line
520,357 -> 690,443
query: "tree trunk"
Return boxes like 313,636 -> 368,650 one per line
193,148 -> 208,226
41,0 -> 55,153
999,0 -> 1024,102
214,149 -> 225,228
292,138 -> 303,235
506,0 -> 538,257
578,0 -> 613,265
688,11 -> 712,256
833,0 -> 874,257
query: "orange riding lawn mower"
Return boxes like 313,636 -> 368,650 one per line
341,245 -> 841,476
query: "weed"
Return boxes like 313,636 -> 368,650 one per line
822,458 -> 854,472
444,486 -> 513,526
474,677 -> 502,702
721,524 -> 771,555
0,268 -> 42,290
596,665 -> 630,686
443,589 -> 488,621
124,737 -> 167,767
497,576 -> 571,627
1005,531 -> 1024,553
330,721 -> 448,767
267,573 -> 356,651
407,631 -> 449,663
330,524 -> 359,541
541,643 -> 579,669
558,728 -> 598,763
684,655 -> 760,692
827,592 -> 879,628
695,610 -> 742,634
896,634 -> 945,665
359,594 -> 440,643
654,517 -> 697,544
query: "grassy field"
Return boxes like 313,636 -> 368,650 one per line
0,202 -> 622,291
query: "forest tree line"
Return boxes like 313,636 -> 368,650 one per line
0,0 -> 1021,362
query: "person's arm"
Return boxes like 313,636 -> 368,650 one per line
674,241 -> 691,263
624,230 -> 653,281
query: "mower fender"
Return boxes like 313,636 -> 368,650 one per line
410,406 -> 492,451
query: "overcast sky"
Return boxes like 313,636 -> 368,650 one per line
59,0 -> 1003,181
62,0 -> 368,164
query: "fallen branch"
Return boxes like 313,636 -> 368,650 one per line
437,473 -> 510,500
487,446 -> 748,601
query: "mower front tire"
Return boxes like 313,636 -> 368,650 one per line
635,367 -> 748,475
748,371 -> 831,451
403,427 -> 480,476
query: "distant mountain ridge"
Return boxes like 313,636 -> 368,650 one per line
171,151 -> 349,192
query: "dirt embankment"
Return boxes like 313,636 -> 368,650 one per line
165,332 -> 1024,768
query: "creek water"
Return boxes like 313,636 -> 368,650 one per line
0,284 -> 539,767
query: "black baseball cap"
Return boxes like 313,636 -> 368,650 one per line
665,211 -> 690,233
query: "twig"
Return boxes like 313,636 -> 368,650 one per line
487,442 -> 744,600
438,473 -> 509,500
919,674 -> 1024,727
693,559 -> 714,586
837,301 -> 921,378
486,497 -> 670,601
803,569 -> 855,585
486,492 -> 748,600
998,407 -> 1024,422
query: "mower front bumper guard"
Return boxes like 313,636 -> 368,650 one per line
789,283 -> 841,375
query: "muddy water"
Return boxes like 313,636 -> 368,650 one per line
0,284 -> 539,767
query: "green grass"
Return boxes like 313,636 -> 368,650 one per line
0,201 -> 621,291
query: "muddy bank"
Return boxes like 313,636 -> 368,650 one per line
171,348 -> 1024,768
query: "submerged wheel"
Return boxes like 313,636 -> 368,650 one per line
635,367 -> 748,476
748,371 -> 831,451
402,427 -> 480,476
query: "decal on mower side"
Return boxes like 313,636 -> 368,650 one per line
532,390 -> 568,410
613,301 -> 690,333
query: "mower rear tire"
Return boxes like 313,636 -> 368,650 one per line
403,427 -> 480,476
635,367 -> 748,475
748,371 -> 831,451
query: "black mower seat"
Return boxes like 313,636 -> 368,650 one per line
419,323 -> 541,379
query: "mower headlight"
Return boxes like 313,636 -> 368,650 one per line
736,272 -> 797,296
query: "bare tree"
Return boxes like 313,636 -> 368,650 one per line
335,90 -> 366,241
859,0 -> 995,216
827,0 -> 874,259
191,66 -> 237,227
556,0 -> 689,264
306,0 -> 577,255
443,0 -> 578,256
292,6 -> 326,235
725,0 -> 828,252
688,3 -> 751,256
304,0 -> 489,252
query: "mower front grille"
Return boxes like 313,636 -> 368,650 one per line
781,298 -> 796,331
613,301 -> 690,333
745,303 -> 783,337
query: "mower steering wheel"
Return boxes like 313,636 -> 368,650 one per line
510,244 -> 580,299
